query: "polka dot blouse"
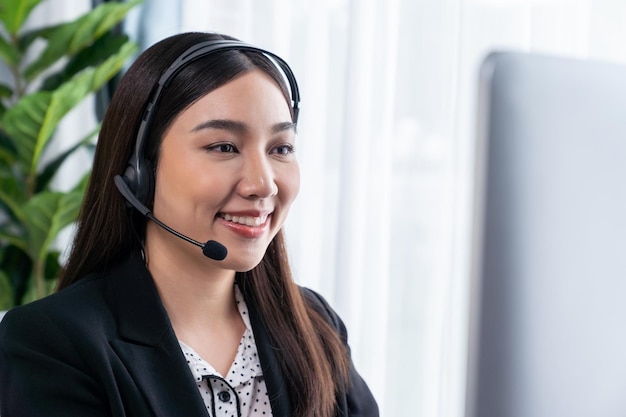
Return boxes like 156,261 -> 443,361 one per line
179,285 -> 273,417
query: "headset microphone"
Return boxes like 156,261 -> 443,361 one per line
113,175 -> 228,261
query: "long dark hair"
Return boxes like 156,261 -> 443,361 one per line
58,32 -> 349,417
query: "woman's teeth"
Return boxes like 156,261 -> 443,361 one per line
221,213 -> 267,226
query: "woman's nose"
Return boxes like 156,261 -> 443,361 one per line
237,154 -> 278,198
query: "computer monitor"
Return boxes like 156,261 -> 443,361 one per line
465,51 -> 626,417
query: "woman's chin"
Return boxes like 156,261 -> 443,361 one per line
214,254 -> 266,274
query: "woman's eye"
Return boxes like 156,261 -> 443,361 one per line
271,144 -> 295,155
206,143 -> 237,153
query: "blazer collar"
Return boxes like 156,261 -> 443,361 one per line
104,252 -> 208,417
106,252 -> 171,345
104,253 -> 293,417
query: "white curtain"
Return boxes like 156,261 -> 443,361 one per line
34,0 -> 626,416
128,1 -> 626,416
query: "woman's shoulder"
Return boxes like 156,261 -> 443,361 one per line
0,253 -> 144,335
299,287 -> 347,336
299,286 -> 333,311
299,287 -> 380,415
0,271 -> 111,339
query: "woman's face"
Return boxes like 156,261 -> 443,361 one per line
150,69 -> 299,271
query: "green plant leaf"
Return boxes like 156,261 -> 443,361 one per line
21,189 -> 83,262
1,40 -> 137,179
30,41 -> 137,174
0,161 -> 24,221
0,129 -> 17,165
0,172 -> 26,225
0,229 -> 27,254
0,35 -> 20,68
40,33 -> 130,91
20,250 -> 61,302
36,124 -> 98,193
0,0 -> 41,35
0,82 -> 13,98
44,249 -> 61,280
0,245 -> 32,305
22,0 -> 142,82
0,90 -> 50,177
71,171 -> 90,194
0,146 -> 14,167
0,270 -> 13,310
20,275 -> 56,304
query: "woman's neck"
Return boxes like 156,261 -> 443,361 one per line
143,236 -> 238,326
144,237 -> 246,375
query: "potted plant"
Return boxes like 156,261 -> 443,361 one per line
0,0 -> 142,311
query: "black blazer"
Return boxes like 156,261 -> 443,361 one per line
0,253 -> 378,417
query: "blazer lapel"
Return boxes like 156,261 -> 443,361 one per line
110,339 -> 207,417
105,253 -> 208,417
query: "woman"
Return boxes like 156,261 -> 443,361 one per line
0,32 -> 378,417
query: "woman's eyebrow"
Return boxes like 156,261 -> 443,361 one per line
191,119 -> 296,134
272,121 -> 297,133
191,119 -> 246,133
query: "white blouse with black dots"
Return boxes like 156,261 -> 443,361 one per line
179,285 -> 273,417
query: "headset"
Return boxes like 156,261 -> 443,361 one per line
119,39 -> 301,207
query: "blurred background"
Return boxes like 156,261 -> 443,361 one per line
20,0 -> 626,416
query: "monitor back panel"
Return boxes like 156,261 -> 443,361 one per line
466,51 -> 626,417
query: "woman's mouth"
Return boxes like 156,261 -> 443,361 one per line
218,212 -> 271,239
219,213 -> 269,227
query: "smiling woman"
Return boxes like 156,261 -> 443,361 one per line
0,32 -> 378,417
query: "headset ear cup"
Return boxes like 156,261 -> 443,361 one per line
120,163 -> 139,209
121,157 -> 154,208
132,158 -> 154,208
